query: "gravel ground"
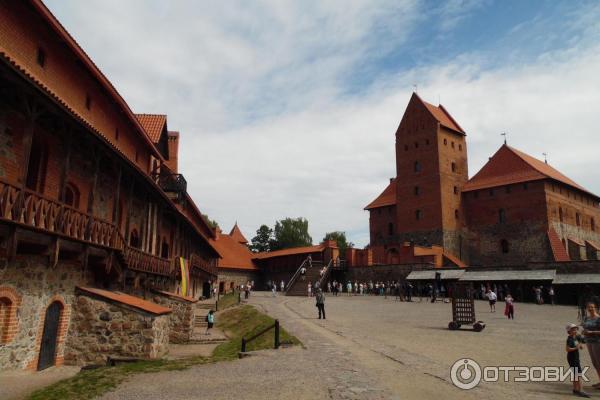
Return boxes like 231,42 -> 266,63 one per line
0,366 -> 80,400
99,292 -> 591,400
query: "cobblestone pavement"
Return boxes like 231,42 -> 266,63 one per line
100,293 -> 586,399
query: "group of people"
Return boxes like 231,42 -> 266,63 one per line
240,281 -> 253,299
565,301 -> 600,397
322,280 -> 415,299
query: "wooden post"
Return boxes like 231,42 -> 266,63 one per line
274,320 -> 280,349
124,177 -> 134,245
19,98 -> 40,189
241,337 -> 246,353
112,164 -> 122,224
58,127 -> 73,203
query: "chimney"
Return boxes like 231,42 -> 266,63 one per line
166,131 -> 179,173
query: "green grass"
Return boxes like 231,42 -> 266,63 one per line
26,305 -> 300,400
216,290 -> 240,311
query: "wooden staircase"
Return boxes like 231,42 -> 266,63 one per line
286,261 -> 324,296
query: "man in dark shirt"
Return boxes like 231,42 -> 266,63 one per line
566,323 -> 589,398
316,288 -> 325,320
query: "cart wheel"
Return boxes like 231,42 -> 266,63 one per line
473,322 -> 485,332
448,321 -> 459,330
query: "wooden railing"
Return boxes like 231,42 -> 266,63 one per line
123,246 -> 172,276
190,252 -> 218,277
0,179 -> 123,249
285,257 -> 310,293
0,178 -> 175,276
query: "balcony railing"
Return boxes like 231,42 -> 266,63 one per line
157,172 -> 187,197
0,178 -> 124,249
0,178 -> 175,277
123,246 -> 172,276
190,252 -> 218,278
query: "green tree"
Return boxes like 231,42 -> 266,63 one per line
270,217 -> 312,250
201,213 -> 219,229
249,225 -> 273,253
323,231 -> 354,259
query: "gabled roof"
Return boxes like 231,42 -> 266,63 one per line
463,145 -> 598,199
253,244 -> 325,260
413,93 -> 465,134
364,179 -> 396,210
210,233 -> 258,271
135,114 -> 167,143
229,223 -> 248,244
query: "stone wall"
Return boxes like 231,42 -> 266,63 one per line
151,291 -> 195,344
64,293 -> 170,366
0,257 -> 84,370
345,264 -> 428,283
218,269 -> 258,292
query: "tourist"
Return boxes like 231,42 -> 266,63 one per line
280,280 -> 285,292
407,282 -> 413,302
327,281 -> 331,293
549,286 -> 555,305
347,281 -> 352,296
566,323 -> 590,397
487,289 -> 497,312
504,294 -> 515,319
316,288 -> 326,320
535,286 -> 543,305
205,310 -> 215,335
244,282 -> 250,299
301,266 -> 307,281
307,254 -> 312,267
582,301 -> 600,386
272,283 -> 276,297
308,282 -> 312,297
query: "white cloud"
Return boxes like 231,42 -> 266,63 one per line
44,1 -> 600,248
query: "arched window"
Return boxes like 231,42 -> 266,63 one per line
129,229 -> 140,248
416,209 -> 422,220
388,223 -> 394,236
443,138 -> 447,145
0,297 -> 13,344
499,209 -> 506,223
161,239 -> 170,258
64,182 -> 80,209
451,162 -> 456,173
25,134 -> 48,193
559,207 -> 563,222
458,144 -> 462,151
414,161 -> 421,173
500,239 -> 509,254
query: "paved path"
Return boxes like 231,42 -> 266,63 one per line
0,366 -> 80,400
100,293 -> 589,399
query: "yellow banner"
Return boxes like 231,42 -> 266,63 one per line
179,257 -> 189,296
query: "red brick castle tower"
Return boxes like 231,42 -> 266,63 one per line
366,93 -> 468,263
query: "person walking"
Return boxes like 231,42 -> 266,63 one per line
308,282 -> 312,297
316,288 -> 326,319
280,280 -> 285,292
582,301 -> 600,387
549,286 -> 555,305
271,282 -> 276,297
504,293 -> 515,319
566,323 -> 590,397
487,289 -> 497,312
205,310 -> 215,335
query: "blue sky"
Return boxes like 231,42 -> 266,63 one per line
45,0 -> 600,247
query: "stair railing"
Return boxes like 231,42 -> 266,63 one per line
285,257 -> 310,293
317,259 -> 333,289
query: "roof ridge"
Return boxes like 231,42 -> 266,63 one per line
135,113 -> 167,117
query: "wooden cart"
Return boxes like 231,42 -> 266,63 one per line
448,283 -> 485,332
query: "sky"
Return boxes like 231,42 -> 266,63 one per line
45,0 -> 600,248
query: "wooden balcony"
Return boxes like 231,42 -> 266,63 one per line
0,178 -> 173,277
190,252 -> 218,278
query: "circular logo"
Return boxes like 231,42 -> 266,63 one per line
450,358 -> 482,390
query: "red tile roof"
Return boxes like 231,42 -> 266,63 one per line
253,244 -> 325,260
414,93 -> 465,134
210,232 -> 258,271
364,179 -> 396,210
135,114 -> 167,143
77,287 -> 172,315
463,145 -> 598,199
229,224 -> 248,244
547,228 -> 570,262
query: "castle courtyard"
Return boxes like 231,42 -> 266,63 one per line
98,293 -> 588,400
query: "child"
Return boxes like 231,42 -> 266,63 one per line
205,310 -> 215,335
566,323 -> 590,397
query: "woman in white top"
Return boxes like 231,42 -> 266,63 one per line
308,282 -> 312,297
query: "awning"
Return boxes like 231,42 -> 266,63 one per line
568,237 -> 585,247
406,269 -> 465,280
553,274 -> 600,285
586,241 -> 600,251
459,269 -> 556,282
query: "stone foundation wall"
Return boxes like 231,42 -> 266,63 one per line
151,291 -> 195,344
218,269 -> 258,292
0,257 -> 86,370
345,264 -> 429,283
64,294 -> 170,366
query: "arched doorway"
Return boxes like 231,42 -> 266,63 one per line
202,281 -> 211,299
37,301 -> 62,371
